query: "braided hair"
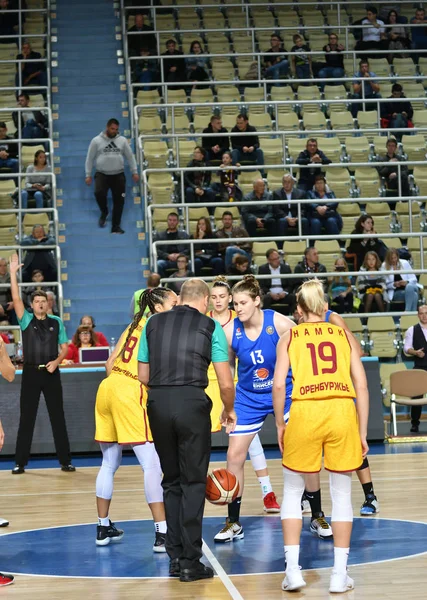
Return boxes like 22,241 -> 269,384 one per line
120,287 -> 172,357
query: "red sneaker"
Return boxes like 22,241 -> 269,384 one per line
0,573 -> 14,586
263,491 -> 280,513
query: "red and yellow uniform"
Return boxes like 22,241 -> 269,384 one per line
283,322 -> 362,473
206,309 -> 237,432
95,319 -> 152,444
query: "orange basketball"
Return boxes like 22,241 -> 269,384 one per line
256,367 -> 269,380
206,468 -> 239,505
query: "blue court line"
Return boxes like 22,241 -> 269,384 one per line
1,442 -> 427,471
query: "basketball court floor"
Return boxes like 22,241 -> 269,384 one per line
1,444 -> 427,599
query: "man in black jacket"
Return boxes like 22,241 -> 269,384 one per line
184,147 -> 215,206
0,122 -> 18,173
12,93 -> 48,139
15,41 -> 47,91
162,39 -> 186,86
258,248 -> 294,313
231,114 -> 265,173
128,13 -> 157,56
403,305 -> 427,433
380,84 -> 413,142
296,138 -> 331,192
202,116 -> 230,163
293,246 -> 327,292
377,137 -> 410,200
272,173 -> 309,246
155,212 -> 190,277
241,179 -> 275,238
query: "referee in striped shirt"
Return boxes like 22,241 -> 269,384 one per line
138,279 -> 236,583
9,253 -> 74,474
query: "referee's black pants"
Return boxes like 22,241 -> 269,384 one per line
15,367 -> 71,467
147,386 -> 212,569
94,171 -> 126,230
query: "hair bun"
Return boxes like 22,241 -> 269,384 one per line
243,274 -> 256,283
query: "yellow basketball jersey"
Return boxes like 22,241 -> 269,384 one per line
110,318 -> 146,382
288,322 -> 356,401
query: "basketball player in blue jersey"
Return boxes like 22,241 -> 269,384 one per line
214,275 -> 294,543
299,308 -> 379,518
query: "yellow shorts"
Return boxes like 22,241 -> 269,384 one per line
206,377 -> 222,433
95,375 -> 152,444
282,399 -> 363,473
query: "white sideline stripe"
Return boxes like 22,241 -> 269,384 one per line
202,540 -> 244,600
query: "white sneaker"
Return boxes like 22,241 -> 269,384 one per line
214,519 -> 244,543
310,514 -> 333,539
301,499 -> 311,514
0,518 -> 9,528
281,566 -> 306,591
329,570 -> 354,593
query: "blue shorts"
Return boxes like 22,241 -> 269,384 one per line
230,385 -> 292,436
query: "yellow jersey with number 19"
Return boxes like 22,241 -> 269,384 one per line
288,322 -> 355,401
110,318 -> 146,381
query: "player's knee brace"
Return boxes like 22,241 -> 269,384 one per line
281,467 -> 305,520
248,434 -> 267,472
96,443 -> 123,499
330,472 -> 353,523
132,443 -> 164,505
358,457 -> 369,471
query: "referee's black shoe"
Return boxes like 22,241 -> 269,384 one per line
61,464 -> 76,472
180,562 -> 214,582
11,465 -> 25,475
169,558 -> 180,577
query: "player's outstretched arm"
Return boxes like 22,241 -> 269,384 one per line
349,335 -> 369,458
273,331 -> 291,454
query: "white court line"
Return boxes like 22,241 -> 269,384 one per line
202,540 -> 244,600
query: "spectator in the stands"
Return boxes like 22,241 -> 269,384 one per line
386,10 -> 410,59
382,247 -> 419,311
410,8 -> 427,52
20,225 -> 57,283
318,33 -> 345,90
13,93 -> 48,139
241,179 -> 275,238
162,39 -> 186,85
355,6 -> 387,55
380,84 -> 413,141
264,34 -> 289,85
192,217 -> 224,276
377,137 -> 410,199
155,212 -> 190,277
0,121 -> 18,173
184,146 -> 215,205
227,253 -> 252,276
357,251 -> 387,313
328,258 -> 354,314
346,214 -> 387,270
66,326 -> 103,364
272,173 -> 309,246
46,290 -> 59,316
230,114 -> 264,173
22,269 -> 52,309
258,248 -> 294,313
166,254 -> 194,295
351,58 -> 381,117
186,40 -> 209,83
202,116 -> 230,163
307,174 -> 343,239
290,34 -> 313,83
79,315 -> 108,347
22,149 -> 51,209
0,0 -> 18,44
129,272 -> 161,318
216,210 -> 252,270
133,46 -> 158,89
0,257 -> 13,321
15,41 -> 46,91
296,138 -> 332,192
293,246 -> 327,292
127,12 -> 156,56
213,151 -> 242,202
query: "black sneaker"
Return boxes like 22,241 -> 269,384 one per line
153,531 -> 166,553
99,213 -> 107,228
111,226 -> 125,234
169,558 -> 180,577
61,464 -> 76,472
410,424 -> 419,433
180,562 -> 214,582
11,465 -> 25,475
96,521 -> 124,546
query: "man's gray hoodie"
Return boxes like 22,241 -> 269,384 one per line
85,131 -> 138,177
